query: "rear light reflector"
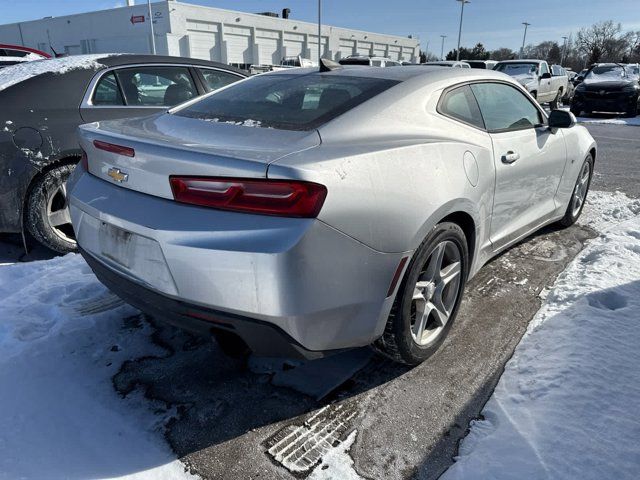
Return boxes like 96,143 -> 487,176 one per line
169,176 -> 327,218
93,139 -> 135,157
387,256 -> 409,297
79,149 -> 88,170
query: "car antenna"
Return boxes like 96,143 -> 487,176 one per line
319,58 -> 341,72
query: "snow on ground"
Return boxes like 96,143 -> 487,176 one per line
0,254 -> 197,480
441,190 -> 640,480
577,115 -> 640,127
0,54 -> 116,92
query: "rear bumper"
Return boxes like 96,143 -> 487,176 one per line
81,247 -> 327,359
69,171 -> 407,355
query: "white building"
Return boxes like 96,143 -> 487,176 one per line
0,1 -> 419,67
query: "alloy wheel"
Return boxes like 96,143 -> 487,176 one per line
410,240 -> 462,346
46,183 -> 75,243
571,160 -> 591,217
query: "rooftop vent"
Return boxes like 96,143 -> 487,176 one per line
256,12 -> 279,18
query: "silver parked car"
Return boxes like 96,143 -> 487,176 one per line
68,66 -> 596,365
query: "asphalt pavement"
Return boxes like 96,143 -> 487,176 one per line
585,124 -> 640,197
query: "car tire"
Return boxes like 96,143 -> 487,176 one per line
625,101 -> 638,118
373,222 -> 468,365
570,105 -> 581,116
559,154 -> 593,228
25,163 -> 77,253
550,89 -> 562,110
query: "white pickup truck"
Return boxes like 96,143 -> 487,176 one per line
494,59 -> 569,108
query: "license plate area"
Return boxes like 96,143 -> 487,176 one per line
99,222 -> 134,268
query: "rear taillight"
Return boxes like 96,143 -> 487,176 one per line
169,177 -> 327,218
93,139 -> 135,157
80,149 -> 88,170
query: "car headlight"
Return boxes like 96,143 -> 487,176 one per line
622,84 -> 640,93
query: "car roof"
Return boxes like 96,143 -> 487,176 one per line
496,59 -> 543,64
261,64 -> 511,84
95,54 -> 245,74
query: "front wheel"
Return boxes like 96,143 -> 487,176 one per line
25,164 -> 77,253
373,222 -> 468,365
559,154 -> 593,227
625,100 -> 638,118
570,105 -> 581,116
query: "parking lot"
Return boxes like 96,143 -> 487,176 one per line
1,119 -> 638,479
1,1 -> 640,476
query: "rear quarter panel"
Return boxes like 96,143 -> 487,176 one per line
269,80 -> 496,273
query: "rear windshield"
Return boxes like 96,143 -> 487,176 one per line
175,73 -> 399,130
338,58 -> 371,66
495,63 -> 538,75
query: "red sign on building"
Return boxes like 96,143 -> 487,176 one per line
130,15 -> 145,24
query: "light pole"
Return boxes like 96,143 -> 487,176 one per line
440,35 -> 447,61
147,0 -> 156,54
561,35 -> 568,65
456,0 -> 470,61
317,0 -> 322,62
520,22 -> 530,59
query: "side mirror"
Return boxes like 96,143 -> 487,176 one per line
541,72 -> 552,79
548,110 -> 576,129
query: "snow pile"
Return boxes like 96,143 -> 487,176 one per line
0,54 -> 114,92
308,431 -> 363,480
577,116 -> 640,127
442,196 -> 640,479
0,254 -> 197,479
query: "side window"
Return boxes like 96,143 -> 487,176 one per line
471,83 -> 543,132
114,66 -> 197,107
439,85 -> 484,129
540,63 -> 549,75
198,68 -> 242,92
371,59 -> 383,67
93,72 -> 124,106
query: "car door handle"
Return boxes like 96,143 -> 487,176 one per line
502,151 -> 520,164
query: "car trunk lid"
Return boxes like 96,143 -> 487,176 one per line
78,113 -> 320,200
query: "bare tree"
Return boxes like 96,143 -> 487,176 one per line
576,21 -> 628,63
490,48 -> 517,61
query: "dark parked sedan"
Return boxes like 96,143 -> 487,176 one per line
0,54 -> 246,252
571,63 -> 640,117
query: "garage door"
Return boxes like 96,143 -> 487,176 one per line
188,32 -> 219,61
225,28 -> 251,64
388,46 -> 401,60
186,20 -> 221,61
339,39 -> 355,58
356,41 -> 372,56
373,44 -> 386,57
256,29 -> 280,65
308,37 -> 328,62
400,47 -> 414,61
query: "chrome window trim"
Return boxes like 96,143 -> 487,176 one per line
81,63 -> 243,109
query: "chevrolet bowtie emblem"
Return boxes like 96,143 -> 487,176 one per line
107,167 -> 129,183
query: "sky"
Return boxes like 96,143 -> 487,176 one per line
1,0 -> 639,54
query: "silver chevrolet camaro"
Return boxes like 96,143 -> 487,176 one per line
68,65 -> 596,365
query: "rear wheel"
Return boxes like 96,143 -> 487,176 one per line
550,89 -> 562,110
26,164 -> 77,253
559,154 -> 593,227
373,222 -> 468,365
